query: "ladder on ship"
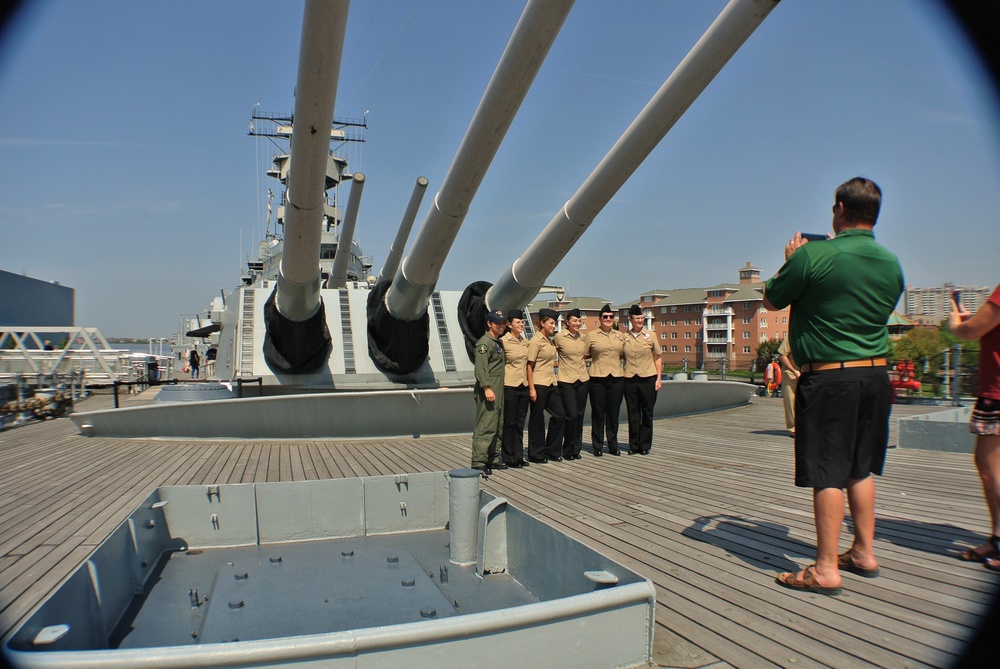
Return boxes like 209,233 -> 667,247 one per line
239,290 -> 255,375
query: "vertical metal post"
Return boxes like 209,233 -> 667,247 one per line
941,349 -> 950,401
113,381 -> 120,409
952,343 -> 962,406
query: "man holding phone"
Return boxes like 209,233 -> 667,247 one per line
763,177 -> 904,595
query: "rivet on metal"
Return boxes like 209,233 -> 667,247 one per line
341,550 -> 354,557
401,579 -> 415,587
269,556 -> 283,564
420,608 -> 437,618
234,572 -> 249,581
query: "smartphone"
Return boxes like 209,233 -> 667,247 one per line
952,289 -> 962,306
801,233 -> 828,242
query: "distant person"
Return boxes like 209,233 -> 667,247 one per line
622,304 -> 662,455
471,311 -> 507,476
43,340 -> 54,351
526,308 -> 565,463
764,177 -> 903,596
500,309 -> 530,468
586,303 -> 625,456
763,358 -> 774,396
189,348 -> 201,380
777,338 -> 799,437
949,284 -> 1000,571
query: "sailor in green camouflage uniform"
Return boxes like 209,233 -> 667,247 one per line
472,310 -> 507,475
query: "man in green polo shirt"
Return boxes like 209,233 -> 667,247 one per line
763,177 -> 904,596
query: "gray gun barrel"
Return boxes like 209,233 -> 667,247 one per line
383,0 -> 575,323
263,0 -> 349,373
328,173 -> 366,289
487,0 -> 779,313
378,176 -> 429,283
274,0 -> 350,319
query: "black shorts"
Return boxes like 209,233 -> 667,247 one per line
970,397 -> 1000,436
794,366 -> 892,488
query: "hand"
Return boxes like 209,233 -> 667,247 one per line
484,388 -> 496,402
529,387 -> 537,402
784,232 -> 808,261
654,377 -> 662,391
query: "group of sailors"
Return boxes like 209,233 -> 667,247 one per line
472,303 -> 662,476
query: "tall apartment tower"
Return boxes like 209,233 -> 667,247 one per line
903,284 -> 991,326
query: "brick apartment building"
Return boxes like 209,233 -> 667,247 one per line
617,262 -> 790,371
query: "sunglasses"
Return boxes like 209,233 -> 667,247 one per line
600,315 -> 614,319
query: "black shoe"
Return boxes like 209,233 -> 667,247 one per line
628,450 -> 641,455
493,461 -> 509,470
593,449 -> 603,457
640,450 -> 650,455
506,460 -> 523,468
550,456 -> 563,462
519,459 -> 530,467
572,453 -> 583,460
528,457 -> 548,464
609,448 -> 620,456
473,465 -> 492,477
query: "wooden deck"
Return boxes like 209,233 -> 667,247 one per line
1,392 -> 997,668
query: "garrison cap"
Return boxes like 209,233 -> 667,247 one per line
629,304 -> 643,316
506,309 -> 525,321
538,308 -> 559,321
565,308 -> 583,319
599,303 -> 614,315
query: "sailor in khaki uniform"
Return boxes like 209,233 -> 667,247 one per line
585,303 -> 625,456
623,304 -> 662,454
472,311 -> 507,475
554,308 -> 590,460
526,308 -> 565,462
500,309 -> 530,468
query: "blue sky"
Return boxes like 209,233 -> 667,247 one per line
1,0 -> 998,337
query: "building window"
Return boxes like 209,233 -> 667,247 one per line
684,332 -> 691,339
660,320 -> 667,326
760,318 -> 767,327
696,331 -> 702,339
671,319 -> 677,326
661,333 -> 668,340
684,305 -> 691,312
782,316 -> 787,324
661,307 -> 667,314
743,316 -> 751,324
671,307 -> 677,313
684,346 -> 692,353
743,331 -> 750,339
670,345 -> 678,352
743,346 -> 752,354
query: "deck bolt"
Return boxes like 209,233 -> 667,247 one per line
341,550 -> 354,557
234,572 -> 249,581
401,579 -> 415,587
269,556 -> 283,564
420,608 -> 437,618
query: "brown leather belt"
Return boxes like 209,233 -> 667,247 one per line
800,357 -> 887,373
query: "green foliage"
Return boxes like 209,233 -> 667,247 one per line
756,337 -> 782,365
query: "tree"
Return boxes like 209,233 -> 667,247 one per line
756,337 -> 782,366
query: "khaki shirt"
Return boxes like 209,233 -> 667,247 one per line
554,329 -> 590,383
474,333 -> 505,391
527,334 -> 557,387
623,328 -> 661,378
501,332 -> 529,388
585,328 -> 625,378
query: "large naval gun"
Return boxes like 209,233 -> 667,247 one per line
72,0 -> 779,439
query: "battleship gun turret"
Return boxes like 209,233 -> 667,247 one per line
367,0 -> 575,375
262,0 -> 349,374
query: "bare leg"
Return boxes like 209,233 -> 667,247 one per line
975,434 -> 1000,539
845,475 -> 878,570
810,486 -> 844,586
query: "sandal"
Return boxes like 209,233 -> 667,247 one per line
958,535 -> 1000,562
837,551 -> 880,578
775,565 -> 842,596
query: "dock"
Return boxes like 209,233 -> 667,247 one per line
1,392 -> 996,668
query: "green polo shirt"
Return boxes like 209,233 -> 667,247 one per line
764,228 -> 903,365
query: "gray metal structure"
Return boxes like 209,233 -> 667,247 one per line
3,472 -> 656,668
